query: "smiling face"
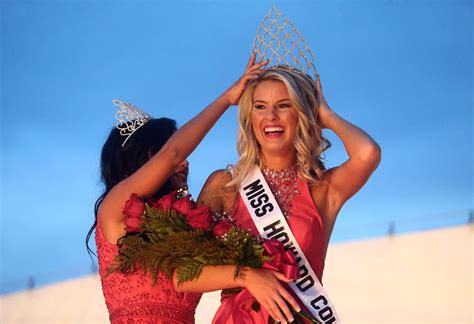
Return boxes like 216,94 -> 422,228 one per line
251,80 -> 299,160
231,68 -> 328,188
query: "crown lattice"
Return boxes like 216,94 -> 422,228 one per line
113,99 -> 152,147
252,6 -> 317,79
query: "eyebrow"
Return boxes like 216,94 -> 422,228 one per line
253,98 -> 291,104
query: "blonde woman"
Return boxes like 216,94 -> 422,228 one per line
174,67 -> 381,323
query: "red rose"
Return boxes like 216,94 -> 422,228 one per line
124,217 -> 142,233
151,192 -> 177,210
123,194 -> 145,218
212,221 -> 233,237
185,204 -> 212,230
172,196 -> 195,215
123,194 -> 145,232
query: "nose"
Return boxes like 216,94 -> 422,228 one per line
265,107 -> 278,120
179,160 -> 189,168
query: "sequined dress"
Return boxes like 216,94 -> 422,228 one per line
213,167 -> 326,324
96,220 -> 202,323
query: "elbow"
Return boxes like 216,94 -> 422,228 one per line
359,142 -> 382,169
172,269 -> 196,293
172,270 -> 184,292
161,144 -> 183,168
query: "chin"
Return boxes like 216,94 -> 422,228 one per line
260,142 -> 294,154
170,176 -> 188,190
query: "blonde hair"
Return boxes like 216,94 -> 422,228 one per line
228,67 -> 331,188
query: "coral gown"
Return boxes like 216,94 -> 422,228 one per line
96,220 -> 202,323
213,175 -> 326,324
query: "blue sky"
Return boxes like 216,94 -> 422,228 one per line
1,0 -> 472,294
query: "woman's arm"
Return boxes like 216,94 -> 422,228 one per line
316,74 -> 381,213
100,54 -> 267,242
173,265 -> 299,323
173,264 -> 239,292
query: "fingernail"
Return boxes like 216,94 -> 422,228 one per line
295,308 -> 301,312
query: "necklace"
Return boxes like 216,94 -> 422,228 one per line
261,165 -> 301,218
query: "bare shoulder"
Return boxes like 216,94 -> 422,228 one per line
205,169 -> 233,186
199,169 -> 233,196
97,186 -> 128,244
198,169 -> 236,214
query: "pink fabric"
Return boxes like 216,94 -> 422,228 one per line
213,177 -> 326,324
96,220 -> 202,323
261,240 -> 300,280
213,240 -> 300,323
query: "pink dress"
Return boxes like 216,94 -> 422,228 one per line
96,220 -> 202,323
213,176 -> 326,323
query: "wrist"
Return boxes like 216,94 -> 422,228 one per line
219,90 -> 233,108
319,109 -> 338,129
235,265 -> 249,288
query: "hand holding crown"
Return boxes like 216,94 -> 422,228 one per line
222,53 -> 268,106
314,74 -> 334,129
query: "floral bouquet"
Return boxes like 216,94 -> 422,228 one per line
108,191 -> 319,323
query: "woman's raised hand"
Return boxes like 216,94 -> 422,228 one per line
314,73 -> 334,129
223,53 -> 268,106
237,267 -> 301,323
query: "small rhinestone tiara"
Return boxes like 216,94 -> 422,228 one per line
252,6 -> 317,79
112,99 -> 152,147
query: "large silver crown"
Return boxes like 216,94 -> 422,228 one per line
113,99 -> 152,147
252,6 -> 317,79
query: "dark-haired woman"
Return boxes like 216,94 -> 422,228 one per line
87,55 -> 267,323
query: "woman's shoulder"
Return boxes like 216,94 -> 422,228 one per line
198,168 -> 237,214
205,168 -> 233,185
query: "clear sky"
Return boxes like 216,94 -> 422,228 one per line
1,0 -> 472,294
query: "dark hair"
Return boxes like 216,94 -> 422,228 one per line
86,118 -> 177,256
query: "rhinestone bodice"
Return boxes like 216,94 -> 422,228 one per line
262,165 -> 301,218
96,220 -> 202,323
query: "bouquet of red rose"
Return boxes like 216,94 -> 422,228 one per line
108,191 -> 272,285
108,191 -> 319,323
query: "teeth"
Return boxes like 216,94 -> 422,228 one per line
264,126 -> 284,134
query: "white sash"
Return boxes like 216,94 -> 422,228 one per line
239,165 -> 341,323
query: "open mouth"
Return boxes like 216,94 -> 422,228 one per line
263,126 -> 285,138
175,169 -> 188,179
